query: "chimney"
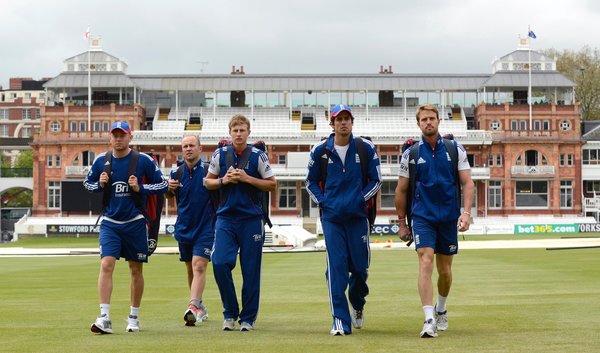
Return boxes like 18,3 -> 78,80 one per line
379,65 -> 383,73
231,65 -> 236,74
388,65 -> 393,73
240,65 -> 244,74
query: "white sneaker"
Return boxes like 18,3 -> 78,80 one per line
126,315 -> 140,332
420,319 -> 438,338
435,306 -> 448,331
197,303 -> 209,322
222,318 -> 236,331
330,328 -> 345,336
90,314 -> 112,334
240,322 -> 253,332
184,304 -> 199,326
351,308 -> 364,329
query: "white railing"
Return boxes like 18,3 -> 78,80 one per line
511,165 -> 555,175
65,165 -> 91,176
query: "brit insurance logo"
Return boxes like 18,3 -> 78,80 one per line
113,181 -> 130,197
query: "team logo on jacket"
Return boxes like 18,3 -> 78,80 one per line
253,233 -> 262,242
449,245 -> 457,252
414,233 -> 420,245
417,157 -> 427,164
113,181 -> 130,197
355,153 -> 360,163
361,235 -> 368,243
203,248 -> 212,256
137,253 -> 147,261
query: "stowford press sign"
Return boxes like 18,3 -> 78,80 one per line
514,224 -> 578,234
47,224 -> 100,235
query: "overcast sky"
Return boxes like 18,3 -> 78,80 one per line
1,0 -> 598,88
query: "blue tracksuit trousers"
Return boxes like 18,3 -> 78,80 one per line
322,217 -> 370,334
212,217 -> 264,325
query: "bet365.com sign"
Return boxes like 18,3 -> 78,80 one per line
514,224 -> 577,234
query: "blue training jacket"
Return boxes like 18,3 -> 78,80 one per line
209,145 -> 272,222
84,150 -> 168,222
170,160 -> 214,243
410,135 -> 461,223
305,133 -> 382,222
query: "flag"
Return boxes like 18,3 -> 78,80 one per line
84,26 -> 90,40
528,26 -> 536,39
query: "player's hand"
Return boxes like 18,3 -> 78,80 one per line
225,168 -> 240,184
167,178 -> 180,192
236,168 -> 249,183
399,223 -> 413,243
128,175 -> 140,192
457,213 -> 471,232
99,172 -> 109,188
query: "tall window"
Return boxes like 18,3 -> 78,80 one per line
48,181 -> 61,209
278,181 -> 296,209
380,181 -> 397,209
55,155 -> 61,168
488,180 -> 502,208
515,181 -> 548,208
22,109 -> 31,120
22,127 -> 31,138
102,121 -> 110,131
47,155 -> 53,167
0,109 -> 8,120
79,121 -> 87,132
496,154 -> 502,167
70,121 -> 78,132
0,125 -> 8,137
560,181 -> 573,208
93,121 -> 101,131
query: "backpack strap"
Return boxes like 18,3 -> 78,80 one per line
442,138 -> 461,209
354,137 -> 369,188
173,164 -> 185,203
127,150 -> 146,216
96,151 -> 113,226
406,143 -> 420,225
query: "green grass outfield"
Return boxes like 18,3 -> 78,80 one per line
1,246 -> 599,352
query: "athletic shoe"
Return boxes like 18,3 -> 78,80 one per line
222,318 -> 236,331
184,304 -> 199,326
351,308 -> 364,329
126,315 -> 140,332
435,306 -> 448,331
90,314 -> 112,334
197,303 -> 209,322
420,319 -> 438,338
330,328 -> 345,336
240,322 -> 253,332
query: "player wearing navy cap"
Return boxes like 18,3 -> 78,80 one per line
84,120 -> 168,334
204,114 -> 276,332
306,104 -> 382,336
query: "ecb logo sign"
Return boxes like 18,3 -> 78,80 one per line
371,224 -> 399,235
165,224 -> 175,236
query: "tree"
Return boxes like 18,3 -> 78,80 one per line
13,150 -> 33,169
543,46 -> 600,120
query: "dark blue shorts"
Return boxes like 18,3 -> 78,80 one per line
99,218 -> 149,262
178,232 -> 214,262
412,216 -> 458,255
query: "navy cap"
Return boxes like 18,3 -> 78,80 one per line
331,104 -> 353,118
110,121 -> 131,134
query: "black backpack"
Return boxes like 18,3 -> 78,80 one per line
97,150 -> 164,255
318,136 -> 378,232
218,139 -> 273,228
401,134 -> 460,226
172,160 -> 220,225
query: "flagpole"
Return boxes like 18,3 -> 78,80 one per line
528,41 -> 532,130
527,26 -> 534,131
87,32 -> 91,130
